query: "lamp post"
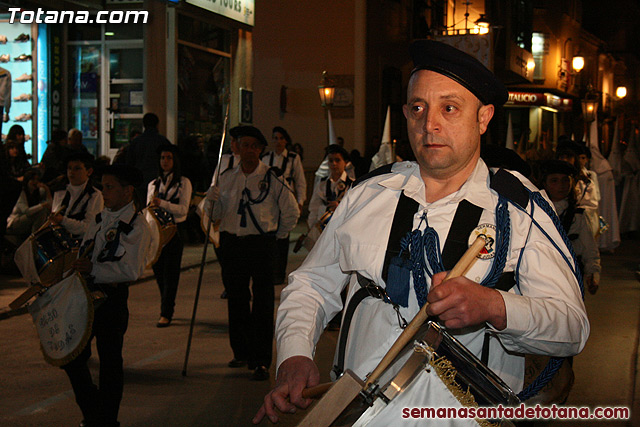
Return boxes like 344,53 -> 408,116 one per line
581,84 -> 599,147
318,71 -> 335,145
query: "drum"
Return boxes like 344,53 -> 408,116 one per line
145,207 -> 177,268
342,322 -> 518,427
27,272 -> 93,366
196,197 -> 221,248
16,225 -> 80,286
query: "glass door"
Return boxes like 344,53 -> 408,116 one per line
69,44 -> 101,156
104,43 -> 144,160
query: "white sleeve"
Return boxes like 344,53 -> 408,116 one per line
61,191 -> 104,236
146,180 -> 155,205
276,193 -> 352,368
292,155 -> 307,205
307,180 -> 325,228
574,213 -> 601,275
494,215 -> 590,357
275,179 -> 300,239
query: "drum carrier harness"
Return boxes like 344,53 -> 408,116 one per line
332,165 -> 585,402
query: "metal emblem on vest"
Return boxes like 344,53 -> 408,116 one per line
105,228 -> 118,242
469,223 -> 496,259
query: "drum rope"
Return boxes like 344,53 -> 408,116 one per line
401,195 -> 511,308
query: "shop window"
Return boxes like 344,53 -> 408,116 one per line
532,32 -> 546,82
177,44 -> 229,138
178,14 -> 230,53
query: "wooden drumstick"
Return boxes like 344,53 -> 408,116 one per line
364,235 -> 486,389
297,236 -> 486,427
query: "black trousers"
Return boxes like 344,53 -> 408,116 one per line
220,232 -> 276,369
152,232 -> 184,319
62,284 -> 129,426
274,236 -> 290,283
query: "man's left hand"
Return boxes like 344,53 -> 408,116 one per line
427,272 -> 507,330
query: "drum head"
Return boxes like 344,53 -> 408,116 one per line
28,272 -> 94,366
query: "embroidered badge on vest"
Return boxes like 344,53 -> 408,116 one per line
468,223 -> 497,259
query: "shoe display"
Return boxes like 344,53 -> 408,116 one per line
0,35 -> 7,44
0,54 -> 9,63
251,366 -> 269,381
156,316 -> 171,328
14,33 -> 30,42
227,358 -> 247,368
14,93 -> 31,102
14,113 -> 32,122
14,54 -> 32,62
14,73 -> 32,82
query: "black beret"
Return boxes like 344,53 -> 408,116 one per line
410,39 -> 509,106
481,144 -> 531,178
541,159 -> 578,178
102,164 -> 144,187
157,143 -> 180,155
235,126 -> 268,147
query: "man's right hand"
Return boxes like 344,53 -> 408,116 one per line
253,356 -> 320,424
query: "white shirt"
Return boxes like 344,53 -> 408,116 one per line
211,161 -> 300,240
146,174 -> 192,223
52,181 -> 104,236
276,160 -> 588,420
307,171 -> 350,228
262,149 -> 307,206
82,201 -> 151,284
7,187 -> 50,228
210,153 -> 241,186
553,199 -> 601,276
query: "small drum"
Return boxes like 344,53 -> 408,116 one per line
196,197 -> 221,248
144,206 -> 177,268
18,225 -> 80,286
28,272 -> 93,366
342,322 -> 518,426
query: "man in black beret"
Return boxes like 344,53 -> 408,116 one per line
256,40 -> 587,425
208,125 -> 300,381
65,163 -> 151,427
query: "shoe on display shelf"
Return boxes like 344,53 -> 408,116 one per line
0,35 -> 7,44
14,73 -> 32,82
14,54 -> 32,62
14,33 -> 30,42
0,54 -> 9,63
14,113 -> 32,122
14,93 -> 32,102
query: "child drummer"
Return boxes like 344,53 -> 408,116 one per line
65,164 -> 151,427
50,151 -> 104,239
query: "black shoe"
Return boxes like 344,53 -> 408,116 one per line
228,358 -> 247,368
251,366 -> 269,381
156,316 -> 171,328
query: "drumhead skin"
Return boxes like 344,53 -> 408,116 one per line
28,272 -> 94,366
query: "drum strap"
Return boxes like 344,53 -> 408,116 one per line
62,184 -> 95,221
333,194 -> 513,377
93,211 -> 139,263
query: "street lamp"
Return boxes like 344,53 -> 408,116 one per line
318,71 -> 336,145
582,84 -> 599,124
318,71 -> 335,108
616,86 -> 627,99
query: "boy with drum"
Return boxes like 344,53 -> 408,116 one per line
50,151 -> 104,239
66,164 -> 151,427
